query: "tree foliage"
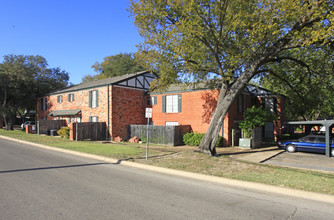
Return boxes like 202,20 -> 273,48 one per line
0,54 -> 69,130
82,53 -> 145,83
130,0 -> 333,155
260,46 -> 334,121
239,106 -> 273,138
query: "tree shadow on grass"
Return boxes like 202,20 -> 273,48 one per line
217,147 -> 282,157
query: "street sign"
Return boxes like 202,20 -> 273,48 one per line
145,108 -> 152,118
145,108 -> 152,159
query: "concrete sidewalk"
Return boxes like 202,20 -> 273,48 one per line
228,147 -> 285,163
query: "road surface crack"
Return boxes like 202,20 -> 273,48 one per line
286,207 -> 297,219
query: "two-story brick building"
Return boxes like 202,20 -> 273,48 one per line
149,83 -> 285,146
36,71 -> 158,139
37,71 -> 285,145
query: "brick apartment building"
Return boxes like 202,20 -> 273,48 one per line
150,83 -> 285,146
36,71 -> 158,139
36,71 -> 285,145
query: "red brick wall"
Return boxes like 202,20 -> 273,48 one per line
36,85 -> 111,135
274,96 -> 286,137
151,90 -> 259,146
111,86 -> 148,139
156,90 -> 229,132
36,85 -> 149,139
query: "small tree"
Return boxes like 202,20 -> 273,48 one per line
239,106 -> 272,138
57,127 -> 70,139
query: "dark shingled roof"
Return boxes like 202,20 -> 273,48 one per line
48,109 -> 81,116
49,70 -> 153,95
151,80 -> 281,97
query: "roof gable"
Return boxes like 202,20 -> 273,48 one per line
49,71 -> 158,95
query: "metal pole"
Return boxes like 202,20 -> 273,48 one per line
146,117 -> 149,159
232,129 -> 234,147
325,124 -> 330,157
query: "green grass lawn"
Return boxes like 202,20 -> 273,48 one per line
0,129 -> 148,159
1,129 -> 334,195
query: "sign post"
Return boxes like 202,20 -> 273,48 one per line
145,108 -> 152,159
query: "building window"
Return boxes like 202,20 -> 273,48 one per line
165,122 -> 178,126
147,96 -> 157,105
57,95 -> 63,103
89,116 -> 99,122
263,98 -> 277,114
237,94 -> 244,113
68,93 -> 74,102
41,97 -> 47,111
162,94 -> 181,113
89,90 -> 98,108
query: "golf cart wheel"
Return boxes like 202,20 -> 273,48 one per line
286,145 -> 296,153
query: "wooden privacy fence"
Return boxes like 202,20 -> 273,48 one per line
73,122 -> 107,141
38,120 -> 67,135
128,125 -> 191,146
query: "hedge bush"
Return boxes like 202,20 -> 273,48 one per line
183,132 -> 223,147
57,126 -> 70,139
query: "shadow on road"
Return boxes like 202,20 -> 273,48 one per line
0,162 -> 110,174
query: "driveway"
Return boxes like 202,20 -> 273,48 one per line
264,151 -> 334,173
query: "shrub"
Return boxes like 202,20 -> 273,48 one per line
57,126 -> 70,139
183,132 -> 223,147
239,106 -> 274,138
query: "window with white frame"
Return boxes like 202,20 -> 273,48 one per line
89,116 -> 99,122
68,93 -> 74,102
89,90 -> 98,108
165,122 -> 178,126
57,95 -> 63,103
166,95 -> 179,113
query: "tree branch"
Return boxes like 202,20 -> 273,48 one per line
268,56 -> 312,72
257,69 -> 306,103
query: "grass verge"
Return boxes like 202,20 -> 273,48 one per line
1,129 -> 334,195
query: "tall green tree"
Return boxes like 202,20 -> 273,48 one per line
261,46 -> 334,121
130,0 -> 333,155
82,53 -> 144,83
0,55 -> 69,130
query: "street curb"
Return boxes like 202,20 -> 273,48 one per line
1,135 -> 334,204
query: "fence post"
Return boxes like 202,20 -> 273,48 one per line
76,123 -> 78,141
38,121 -> 40,135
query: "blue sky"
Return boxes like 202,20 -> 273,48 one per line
0,0 -> 143,84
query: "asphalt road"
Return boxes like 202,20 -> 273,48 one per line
0,138 -> 333,219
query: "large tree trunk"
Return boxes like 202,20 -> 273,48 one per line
4,116 -> 14,131
198,63 -> 262,155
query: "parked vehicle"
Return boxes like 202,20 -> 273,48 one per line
278,135 -> 334,156
21,121 -> 35,130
